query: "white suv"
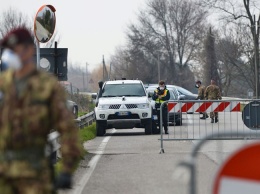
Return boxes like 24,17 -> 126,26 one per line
94,80 -> 152,136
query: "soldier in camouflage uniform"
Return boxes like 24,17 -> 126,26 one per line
204,80 -> 222,123
0,28 -> 81,194
195,80 -> 208,119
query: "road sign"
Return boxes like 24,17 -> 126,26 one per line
213,142 -> 260,194
33,48 -> 68,81
242,101 -> 260,129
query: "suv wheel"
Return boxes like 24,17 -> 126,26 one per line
96,121 -> 106,136
152,120 -> 160,134
145,119 -> 152,135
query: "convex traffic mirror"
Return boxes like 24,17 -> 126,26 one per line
34,5 -> 56,43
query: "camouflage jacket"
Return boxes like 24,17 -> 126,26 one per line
197,85 -> 206,100
204,84 -> 222,100
0,69 -> 81,178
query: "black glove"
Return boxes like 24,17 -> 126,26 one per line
56,172 -> 72,189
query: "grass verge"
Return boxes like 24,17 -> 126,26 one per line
79,123 -> 96,143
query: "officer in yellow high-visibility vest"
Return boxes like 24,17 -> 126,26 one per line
152,80 -> 170,134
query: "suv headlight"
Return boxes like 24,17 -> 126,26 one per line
137,103 -> 149,109
98,104 -> 110,110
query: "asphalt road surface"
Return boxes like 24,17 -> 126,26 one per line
59,113 -> 258,194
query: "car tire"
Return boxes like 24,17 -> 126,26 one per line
152,120 -> 160,134
176,118 -> 182,126
145,119 -> 152,135
96,121 -> 106,136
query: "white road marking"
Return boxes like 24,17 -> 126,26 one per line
73,129 -> 116,194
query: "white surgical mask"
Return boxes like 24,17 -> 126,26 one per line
159,87 -> 164,90
1,49 -> 22,71
195,84 -> 199,88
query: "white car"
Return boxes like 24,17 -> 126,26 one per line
94,80 -> 153,136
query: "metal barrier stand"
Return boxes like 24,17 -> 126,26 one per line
180,132 -> 260,194
159,99 -> 260,153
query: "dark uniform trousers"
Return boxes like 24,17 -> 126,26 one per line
156,104 -> 168,133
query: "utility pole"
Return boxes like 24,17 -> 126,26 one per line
109,63 -> 112,80
157,53 -> 161,82
86,63 -> 89,92
252,15 -> 260,98
82,72 -> 85,92
103,55 -> 105,81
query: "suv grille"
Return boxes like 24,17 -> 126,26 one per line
108,114 -> 140,120
109,104 -> 121,109
126,104 -> 138,109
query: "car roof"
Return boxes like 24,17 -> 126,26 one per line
105,80 -> 143,85
146,85 -> 177,89
146,85 -> 193,94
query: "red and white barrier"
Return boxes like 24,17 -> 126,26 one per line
168,101 -> 240,113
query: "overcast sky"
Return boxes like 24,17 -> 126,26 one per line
0,0 -> 146,71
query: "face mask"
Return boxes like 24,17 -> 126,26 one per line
159,87 -> 165,90
1,49 -> 22,71
195,84 -> 199,88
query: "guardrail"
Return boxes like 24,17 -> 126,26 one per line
47,111 -> 96,163
75,111 -> 95,129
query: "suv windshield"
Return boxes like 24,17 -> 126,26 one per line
147,88 -> 177,100
102,84 -> 146,97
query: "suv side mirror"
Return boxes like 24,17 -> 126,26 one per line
178,95 -> 185,100
92,93 -> 97,99
98,81 -> 104,89
148,92 -> 153,98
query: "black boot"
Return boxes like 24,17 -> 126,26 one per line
164,125 -> 168,134
211,118 -> 214,123
215,117 -> 218,123
200,113 -> 209,119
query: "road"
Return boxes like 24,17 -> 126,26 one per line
59,113 -> 257,194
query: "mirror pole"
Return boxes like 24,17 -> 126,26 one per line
36,41 -> 40,69
54,41 -> 58,76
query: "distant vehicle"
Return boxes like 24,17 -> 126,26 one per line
146,85 -> 183,127
144,84 -> 157,89
93,80 -> 154,136
145,84 -> 197,100
174,86 -> 197,100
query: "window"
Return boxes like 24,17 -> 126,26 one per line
102,84 -> 146,97
176,87 -> 193,95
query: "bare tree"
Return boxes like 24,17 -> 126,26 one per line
112,0 -> 207,87
0,8 -> 31,39
199,0 -> 260,96
202,28 -> 221,87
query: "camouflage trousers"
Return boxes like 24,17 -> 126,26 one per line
210,112 -> 218,118
0,177 -> 54,194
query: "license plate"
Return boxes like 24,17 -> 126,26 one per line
117,111 -> 130,116
153,115 -> 158,120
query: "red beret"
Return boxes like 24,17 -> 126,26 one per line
0,28 -> 34,49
